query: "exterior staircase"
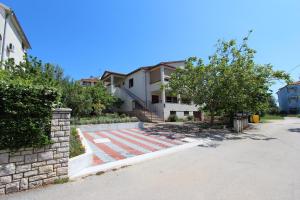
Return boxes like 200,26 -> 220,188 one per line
121,87 -> 164,123
132,109 -> 164,123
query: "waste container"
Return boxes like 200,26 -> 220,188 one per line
251,115 -> 260,123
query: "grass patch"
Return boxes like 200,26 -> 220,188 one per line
96,171 -> 105,176
54,178 -> 69,184
69,128 -> 85,158
260,114 -> 284,123
71,113 -> 138,125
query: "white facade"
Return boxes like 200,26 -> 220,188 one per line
0,3 -> 30,68
101,61 -> 201,121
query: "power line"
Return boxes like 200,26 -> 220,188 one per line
288,64 -> 300,73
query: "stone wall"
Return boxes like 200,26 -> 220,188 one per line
0,108 -> 71,195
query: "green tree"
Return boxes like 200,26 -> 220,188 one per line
2,56 -> 122,118
168,33 -> 290,124
265,95 -> 279,115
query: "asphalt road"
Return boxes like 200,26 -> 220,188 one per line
3,117 -> 300,200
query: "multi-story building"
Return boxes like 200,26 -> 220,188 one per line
79,77 -> 99,86
277,81 -> 300,114
101,60 -> 202,122
0,3 -> 30,68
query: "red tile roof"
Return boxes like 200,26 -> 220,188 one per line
100,60 -> 185,80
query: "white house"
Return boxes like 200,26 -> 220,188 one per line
79,77 -> 99,86
0,3 -> 31,68
101,60 -> 202,122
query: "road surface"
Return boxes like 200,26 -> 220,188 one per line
3,117 -> 300,200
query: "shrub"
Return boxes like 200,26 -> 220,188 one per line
187,115 -> 194,121
0,78 -> 59,150
54,178 -> 69,184
71,114 -> 138,125
61,82 -> 121,118
69,128 -> 85,158
120,113 -> 127,118
168,115 -> 178,122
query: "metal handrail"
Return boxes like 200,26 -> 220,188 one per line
122,87 -> 147,109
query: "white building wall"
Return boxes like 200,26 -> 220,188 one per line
114,87 -> 134,112
164,103 -> 198,120
0,8 -> 5,42
166,62 -> 185,68
0,7 -> 26,66
145,71 -> 152,107
124,70 -> 148,102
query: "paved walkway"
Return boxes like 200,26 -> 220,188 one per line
82,128 -> 185,166
3,118 -> 300,200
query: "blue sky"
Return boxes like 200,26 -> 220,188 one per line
3,0 -> 300,98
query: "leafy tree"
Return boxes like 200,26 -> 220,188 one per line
168,32 -> 290,124
61,81 -> 91,118
265,96 -> 279,115
2,56 -> 122,118
61,82 -> 120,118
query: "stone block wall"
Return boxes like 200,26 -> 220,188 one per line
0,108 -> 71,195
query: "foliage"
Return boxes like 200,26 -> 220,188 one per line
71,113 -> 138,125
168,114 -> 178,122
260,114 -> 284,123
61,82 -> 122,118
69,128 -> 85,158
187,115 -> 194,121
265,96 -> 280,115
0,69 -> 59,150
3,56 -> 66,91
0,56 -> 120,149
54,178 -> 69,184
3,55 -> 122,118
168,32 -> 290,124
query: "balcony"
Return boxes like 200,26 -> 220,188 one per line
149,66 -> 175,85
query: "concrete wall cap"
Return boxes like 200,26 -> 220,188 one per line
52,108 -> 72,113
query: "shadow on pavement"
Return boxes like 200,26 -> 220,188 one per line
142,122 -> 277,144
288,128 -> 300,133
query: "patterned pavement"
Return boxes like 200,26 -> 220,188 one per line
82,128 -> 185,166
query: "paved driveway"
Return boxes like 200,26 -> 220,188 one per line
81,128 -> 185,166
3,118 -> 300,200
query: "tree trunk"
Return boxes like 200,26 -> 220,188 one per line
210,110 -> 215,125
229,112 -> 235,127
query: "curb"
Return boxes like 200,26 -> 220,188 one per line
70,138 -> 205,180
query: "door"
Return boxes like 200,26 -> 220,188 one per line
152,95 -> 159,104
193,111 -> 202,121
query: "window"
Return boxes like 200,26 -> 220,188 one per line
184,111 -> 189,116
7,43 -> 14,52
152,95 -> 159,104
170,111 -> 176,115
22,42 -> 25,51
287,87 -> 297,93
129,78 -> 134,88
166,96 -> 178,103
166,96 -> 172,103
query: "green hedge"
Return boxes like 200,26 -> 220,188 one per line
71,114 -> 138,125
70,128 -> 85,158
0,79 -> 59,150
